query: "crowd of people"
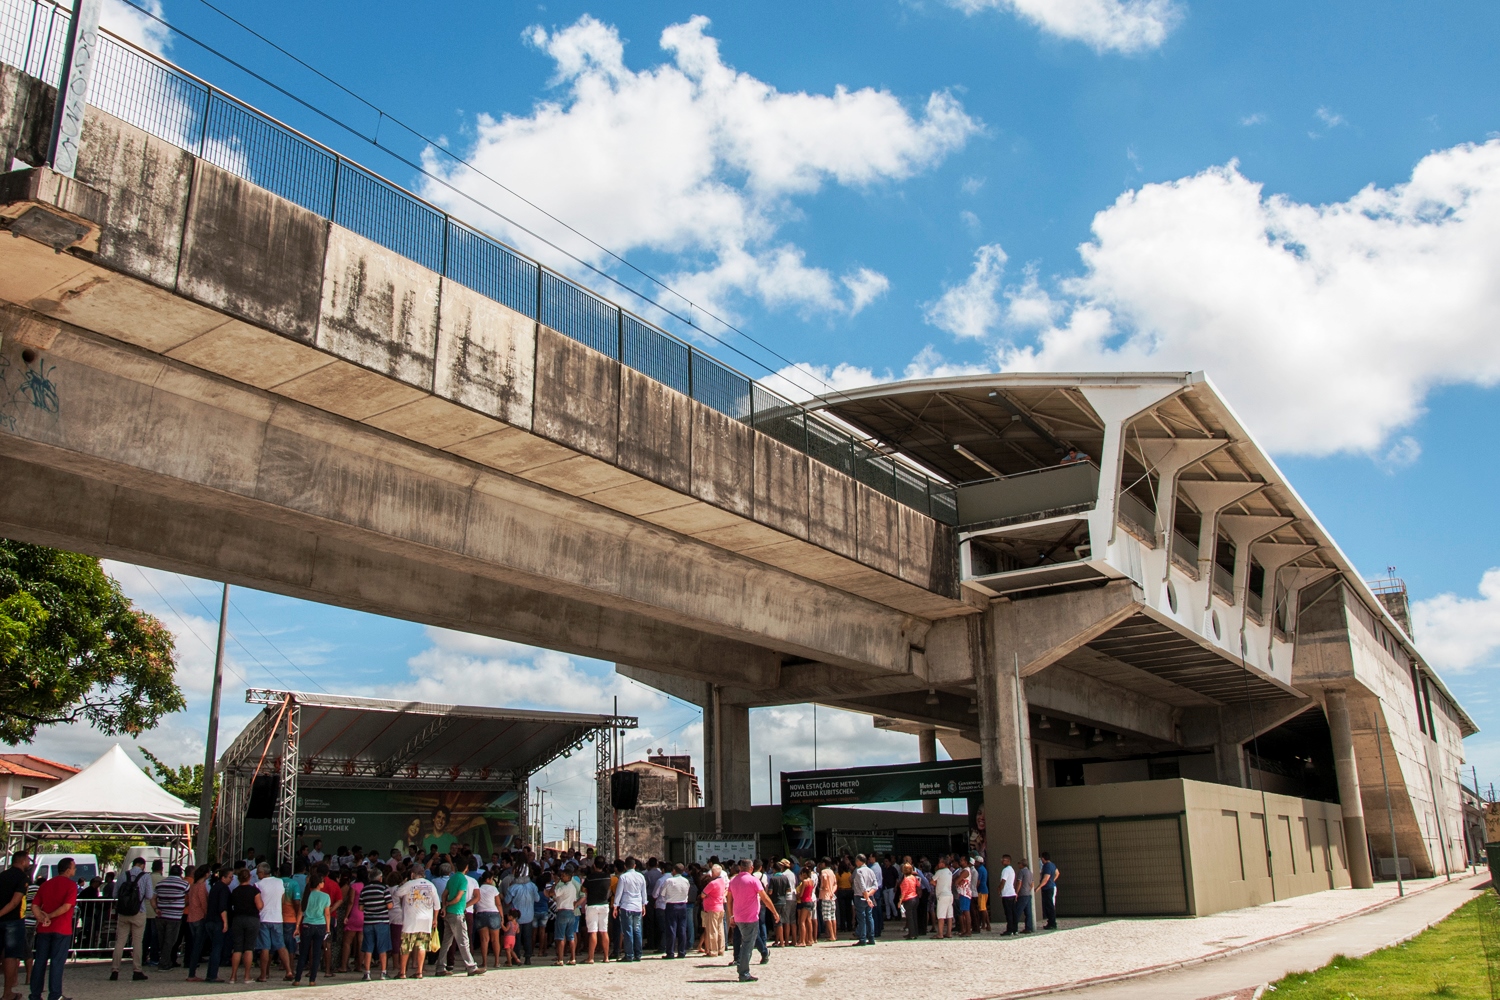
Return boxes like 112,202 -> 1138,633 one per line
0,841 -> 1063,996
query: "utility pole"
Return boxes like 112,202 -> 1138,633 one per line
196,583 -> 229,863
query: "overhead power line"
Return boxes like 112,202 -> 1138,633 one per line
113,0 -> 864,405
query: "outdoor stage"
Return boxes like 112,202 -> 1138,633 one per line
216,689 -> 636,865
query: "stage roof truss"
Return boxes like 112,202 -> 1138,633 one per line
222,690 -> 637,785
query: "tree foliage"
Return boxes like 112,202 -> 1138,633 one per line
0,540 -> 183,744
138,746 -> 210,805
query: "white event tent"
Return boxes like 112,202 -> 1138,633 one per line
4,744 -> 198,855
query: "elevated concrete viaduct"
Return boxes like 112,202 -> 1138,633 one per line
0,28 -> 1477,904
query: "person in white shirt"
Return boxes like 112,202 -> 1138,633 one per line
612,860 -> 648,962
548,868 -> 581,965
657,865 -> 692,959
254,863 -> 292,982
473,872 -> 502,970
932,859 -> 954,938
998,854 -> 1019,936
395,869 -> 440,978
307,841 -> 325,865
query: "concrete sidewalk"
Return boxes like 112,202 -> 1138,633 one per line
54,872 -> 1489,1000
1046,874 -> 1493,1000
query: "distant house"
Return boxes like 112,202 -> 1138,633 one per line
617,755 -> 701,861
0,755 -> 80,822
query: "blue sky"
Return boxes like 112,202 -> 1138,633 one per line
21,0 -> 1500,830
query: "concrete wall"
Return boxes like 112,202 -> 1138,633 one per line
0,92 -> 963,623
1294,582 -> 1468,876
617,762 -> 700,861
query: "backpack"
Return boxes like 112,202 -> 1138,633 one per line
116,871 -> 145,917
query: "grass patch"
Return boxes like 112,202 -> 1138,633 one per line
1266,892 -> 1497,1000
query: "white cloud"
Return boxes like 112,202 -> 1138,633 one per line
419,15 -> 976,318
1411,569 -> 1500,673
948,0 -> 1182,54
1316,106 -> 1348,129
395,627 -> 668,717
760,360 -> 888,402
98,0 -> 171,55
960,208 -> 982,233
842,267 -> 892,314
1377,435 -> 1421,471
994,142 -> 1500,455
923,243 -> 1008,339
1240,112 -> 1267,127
961,175 -> 986,195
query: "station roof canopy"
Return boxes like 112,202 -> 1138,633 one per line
220,690 -> 636,787
808,372 -> 1478,737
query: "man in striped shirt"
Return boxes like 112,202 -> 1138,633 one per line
154,866 -> 191,971
358,879 -> 393,981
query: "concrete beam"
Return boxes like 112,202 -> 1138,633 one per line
1026,664 -> 1178,744
0,452 -> 792,684
994,581 -> 1142,678
0,331 -> 921,674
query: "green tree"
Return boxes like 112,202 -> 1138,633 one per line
138,746 -> 208,804
0,540 -> 183,744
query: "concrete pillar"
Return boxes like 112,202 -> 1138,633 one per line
1325,688 -> 1375,888
1214,741 -> 1247,787
918,728 -> 939,815
973,609 -> 1038,865
703,695 -> 753,819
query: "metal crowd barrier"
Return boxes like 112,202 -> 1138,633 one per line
0,0 -> 960,524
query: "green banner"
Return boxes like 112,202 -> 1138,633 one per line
780,758 -> 983,806
295,788 -> 522,857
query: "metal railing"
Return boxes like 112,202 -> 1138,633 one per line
0,0 -> 960,524
68,898 -> 119,959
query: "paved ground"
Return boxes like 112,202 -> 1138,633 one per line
51,872 -> 1487,1000
1061,873 -> 1492,1000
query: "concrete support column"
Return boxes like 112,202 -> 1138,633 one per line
1214,741 -> 1247,787
703,696 -> 753,819
973,608 -> 1038,865
1325,688 -> 1375,889
918,728 -> 939,815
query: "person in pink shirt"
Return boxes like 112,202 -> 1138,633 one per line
697,865 -> 727,957
726,861 -> 776,984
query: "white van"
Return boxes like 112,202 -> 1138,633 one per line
121,845 -> 195,872
31,854 -> 99,885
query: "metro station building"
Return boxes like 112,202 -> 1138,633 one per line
818,375 -> 1475,909
637,374 -> 1478,916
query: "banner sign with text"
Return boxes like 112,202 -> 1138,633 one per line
780,758 -> 984,806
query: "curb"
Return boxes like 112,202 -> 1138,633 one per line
969,871 -> 1485,1000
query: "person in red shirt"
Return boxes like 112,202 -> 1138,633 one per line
29,857 -> 78,1000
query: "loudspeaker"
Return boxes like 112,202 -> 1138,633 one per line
245,774 -> 280,819
610,769 -> 639,810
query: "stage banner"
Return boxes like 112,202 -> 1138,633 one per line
295,788 -> 522,857
780,759 -> 983,807
781,804 -> 814,859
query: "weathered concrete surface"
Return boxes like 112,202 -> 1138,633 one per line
0,328 -> 923,674
177,160 -> 329,342
616,366 -> 691,492
433,277 -> 534,429
533,324 -> 618,462
0,452 -> 784,686
691,401 -> 754,518
0,65 -> 51,171
74,112 -> 194,288
317,225 -> 440,390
